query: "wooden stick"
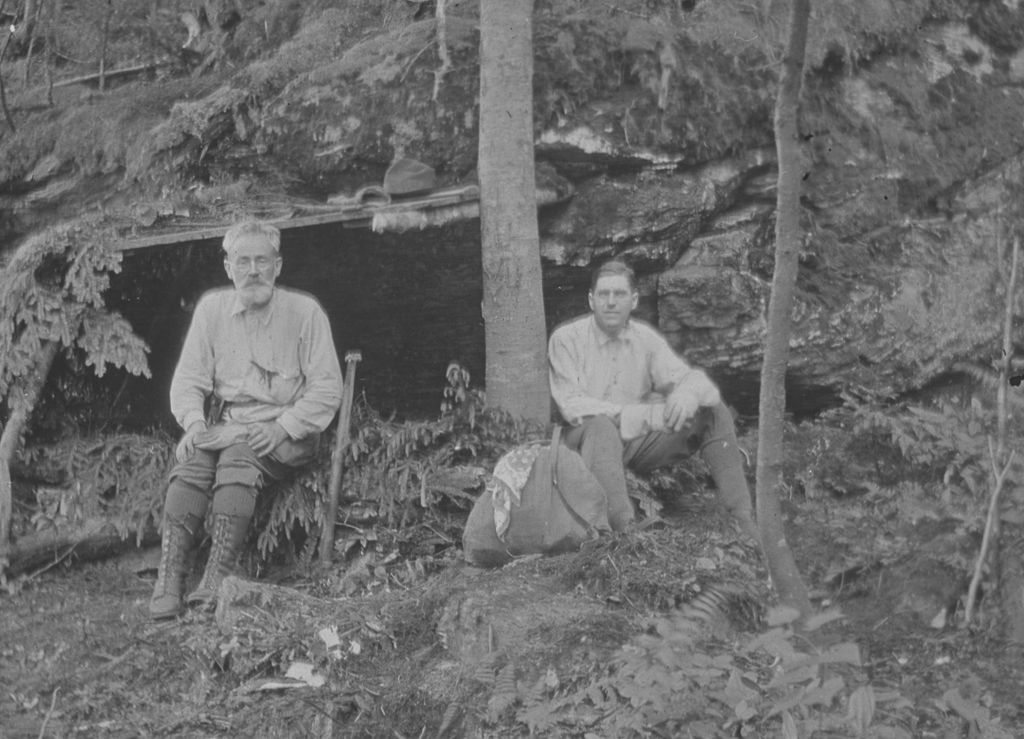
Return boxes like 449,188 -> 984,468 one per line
21,61 -> 171,97
963,234 -> 1019,627
320,350 -> 361,566
964,447 -> 1016,625
37,687 -> 60,739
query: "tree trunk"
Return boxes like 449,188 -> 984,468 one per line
754,0 -> 812,618
0,340 -> 59,558
478,0 -> 549,424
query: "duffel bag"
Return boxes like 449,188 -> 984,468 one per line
462,426 -> 611,567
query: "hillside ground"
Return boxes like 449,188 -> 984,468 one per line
3,415 -> 1024,738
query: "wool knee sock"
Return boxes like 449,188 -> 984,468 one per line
163,481 -> 209,533
211,483 -> 257,518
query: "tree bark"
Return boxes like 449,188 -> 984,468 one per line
478,0 -> 549,424
1,340 -> 60,558
754,0 -> 812,618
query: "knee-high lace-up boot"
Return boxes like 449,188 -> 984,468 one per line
186,513 -> 250,608
149,512 -> 203,620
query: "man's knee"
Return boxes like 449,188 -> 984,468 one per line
699,402 -> 739,447
213,443 -> 266,490
168,449 -> 218,493
578,415 -> 621,445
562,415 -> 622,454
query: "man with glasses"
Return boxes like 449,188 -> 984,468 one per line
548,259 -> 757,540
150,220 -> 343,619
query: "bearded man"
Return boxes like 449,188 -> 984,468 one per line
149,220 -> 342,619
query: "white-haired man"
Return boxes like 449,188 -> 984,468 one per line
150,220 -> 342,619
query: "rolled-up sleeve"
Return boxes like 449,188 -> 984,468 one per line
276,306 -> 342,439
169,298 -> 215,431
649,333 -> 718,404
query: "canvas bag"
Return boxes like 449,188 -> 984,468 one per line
462,427 -> 611,567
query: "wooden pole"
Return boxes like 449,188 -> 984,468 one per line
319,350 -> 361,566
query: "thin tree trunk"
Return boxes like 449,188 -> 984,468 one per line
150,0 -> 159,70
755,0 -> 812,618
0,0 -> 16,133
999,530 -> 1024,642
994,237 -> 1024,641
0,340 -> 59,559
989,229 -> 1014,590
478,0 -> 549,423
23,35 -> 35,88
11,0 -> 37,49
98,0 -> 113,92
22,0 -> 44,89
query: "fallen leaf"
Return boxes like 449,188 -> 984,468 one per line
319,626 -> 341,650
285,661 -> 326,687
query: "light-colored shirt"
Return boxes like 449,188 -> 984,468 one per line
170,286 -> 343,440
548,315 -> 717,440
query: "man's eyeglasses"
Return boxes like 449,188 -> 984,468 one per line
228,255 -> 279,272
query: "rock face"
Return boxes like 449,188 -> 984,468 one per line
2,1 -> 1024,418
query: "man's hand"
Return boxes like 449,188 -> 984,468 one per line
664,388 -> 700,431
246,421 -> 290,457
664,375 -> 722,432
175,420 -> 208,463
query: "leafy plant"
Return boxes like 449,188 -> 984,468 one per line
255,362 -> 543,561
844,393 -> 1024,532
0,218 -> 153,556
0,219 -> 151,403
15,432 -> 173,544
681,0 -> 941,70
512,601 -> 889,738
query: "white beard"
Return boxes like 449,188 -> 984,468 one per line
239,283 -> 274,308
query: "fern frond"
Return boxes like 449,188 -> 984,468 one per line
472,652 -> 498,685
485,662 -> 518,721
435,701 -> 461,738
676,580 -> 766,633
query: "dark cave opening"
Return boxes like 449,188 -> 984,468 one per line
30,219 -> 841,440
